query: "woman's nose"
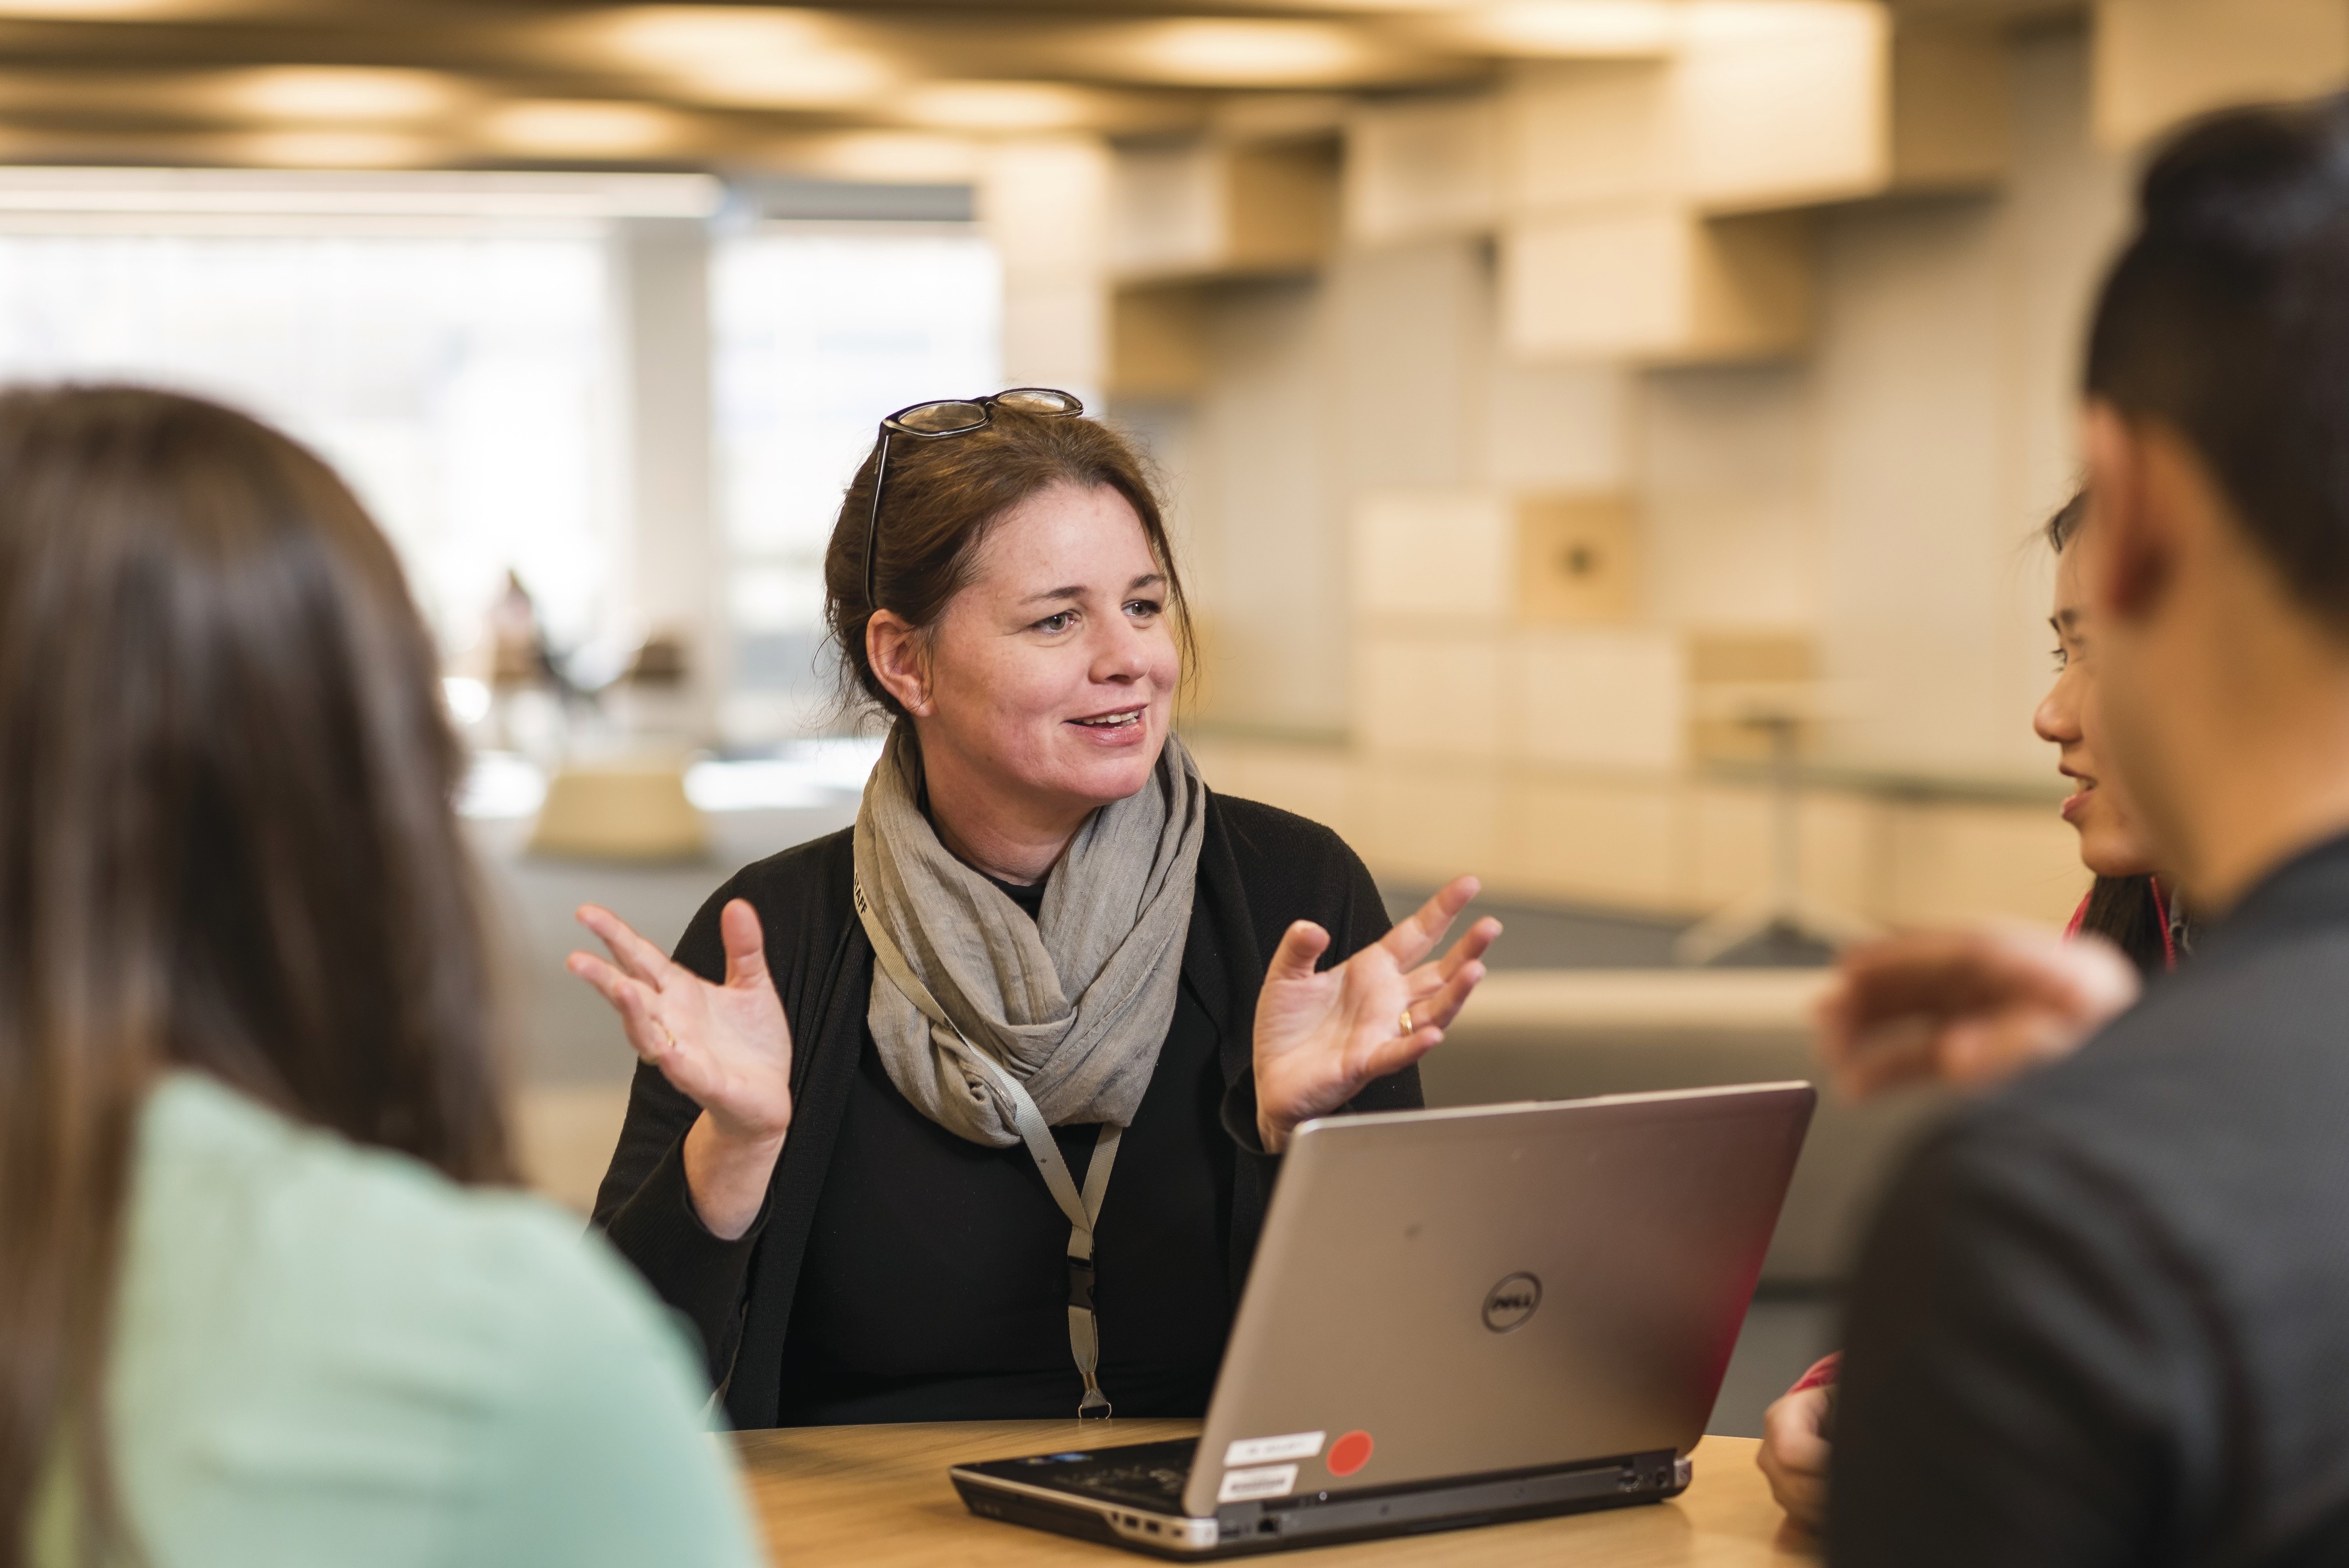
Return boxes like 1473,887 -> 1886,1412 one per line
2034,675 -> 2079,745
1091,618 -> 1150,683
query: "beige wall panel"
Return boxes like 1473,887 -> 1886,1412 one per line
1503,12 -> 2002,221
1683,781 -> 1770,909
1514,628 -> 1687,771
1684,212 -> 1816,362
1794,787 -> 1880,915
1516,493 -> 1640,622
1504,772 -> 1681,909
1352,487 -> 1514,620
1189,276 -> 1349,733
1187,736 -> 1365,848
1111,141 -> 1339,283
1110,141 -> 1225,278
1226,142 -> 1343,273
1675,2 -> 1891,211
2093,0 -> 2349,149
1109,283 -> 1207,401
980,136 -> 1111,279
1681,780 -> 1879,915
1503,205 -> 1689,358
1354,629 -> 1508,760
1481,355 -> 1631,491
1502,206 -> 1812,363
1000,280 -> 1108,408
1361,760 -> 1506,885
1891,23 -> 2014,190
982,136 -> 1114,405
1880,798 -> 2090,925
1636,362 -> 1821,632
1344,94 -> 1502,246
1503,59 -> 1678,214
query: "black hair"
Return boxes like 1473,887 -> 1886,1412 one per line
2086,93 -> 2349,628
2079,874 -> 2173,979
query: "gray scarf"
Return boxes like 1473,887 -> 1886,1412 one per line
851,722 -> 1209,1147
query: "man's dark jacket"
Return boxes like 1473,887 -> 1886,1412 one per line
1833,833 -> 2349,1567
590,792 -> 1419,1432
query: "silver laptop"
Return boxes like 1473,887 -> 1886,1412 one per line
951,1081 -> 1815,1557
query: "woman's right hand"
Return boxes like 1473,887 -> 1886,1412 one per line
1757,1383 -> 1834,1531
568,899 -> 793,1239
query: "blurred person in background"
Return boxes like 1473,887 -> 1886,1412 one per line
573,391 -> 1500,1428
0,388 -> 763,1568
1820,95 -> 2349,1564
1756,489 -> 2172,1527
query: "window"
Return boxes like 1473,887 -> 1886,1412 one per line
0,226 -> 610,656
712,222 -> 1000,740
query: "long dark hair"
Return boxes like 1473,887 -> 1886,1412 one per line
0,386 -> 512,1567
2043,490 -> 2178,976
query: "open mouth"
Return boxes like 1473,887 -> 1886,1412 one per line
2061,773 -> 2097,820
1071,708 -> 1145,731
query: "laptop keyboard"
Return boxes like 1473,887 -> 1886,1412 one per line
988,1438 -> 1200,1511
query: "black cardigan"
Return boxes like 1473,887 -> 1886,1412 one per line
591,791 -> 1421,1432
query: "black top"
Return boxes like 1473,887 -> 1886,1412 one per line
774,870 -> 1236,1423
1831,832 -> 2349,1567
590,791 -> 1419,1432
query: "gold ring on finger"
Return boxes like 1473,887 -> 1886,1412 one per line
1398,1008 -> 1414,1037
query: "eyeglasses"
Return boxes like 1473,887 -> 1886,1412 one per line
861,387 -> 1085,613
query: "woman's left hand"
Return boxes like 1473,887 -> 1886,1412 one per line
1252,876 -> 1501,1153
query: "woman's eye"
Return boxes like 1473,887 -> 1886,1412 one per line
1034,611 -> 1075,634
1125,598 -> 1162,619
2051,646 -> 2069,672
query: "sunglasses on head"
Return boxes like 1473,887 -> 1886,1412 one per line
861,387 -> 1085,613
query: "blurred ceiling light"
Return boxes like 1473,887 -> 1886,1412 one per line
1680,0 -> 1874,46
1449,1 -> 1680,56
0,166 -> 719,218
898,80 -> 1097,132
798,130 -> 981,182
480,99 -> 685,158
1252,0 -> 1485,9
219,67 -> 464,124
593,4 -> 826,62
587,6 -> 892,107
1106,19 -> 1376,86
0,0 -> 202,15
230,129 -> 438,169
658,51 -> 892,108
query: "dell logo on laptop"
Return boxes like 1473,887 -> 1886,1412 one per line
1481,1272 -> 1542,1333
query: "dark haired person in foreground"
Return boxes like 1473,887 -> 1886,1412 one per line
1827,95 -> 2349,1564
575,393 -> 1498,1429
0,388 -> 762,1567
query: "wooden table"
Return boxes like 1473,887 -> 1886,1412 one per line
736,1420 -> 1820,1566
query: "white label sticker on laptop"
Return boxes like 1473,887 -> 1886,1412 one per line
1216,1464 -> 1299,1504
1223,1431 -> 1324,1467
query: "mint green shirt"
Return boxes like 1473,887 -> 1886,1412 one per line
33,1072 -> 766,1568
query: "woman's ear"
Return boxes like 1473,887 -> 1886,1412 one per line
866,611 -> 934,716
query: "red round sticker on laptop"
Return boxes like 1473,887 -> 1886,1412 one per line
1327,1430 -> 1373,1477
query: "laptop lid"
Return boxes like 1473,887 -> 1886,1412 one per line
1181,1082 -> 1815,1520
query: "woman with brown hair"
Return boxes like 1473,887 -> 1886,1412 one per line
0,387 -> 761,1567
577,389 -> 1500,1428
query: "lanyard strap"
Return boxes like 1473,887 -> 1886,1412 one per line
856,879 -> 1122,1418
